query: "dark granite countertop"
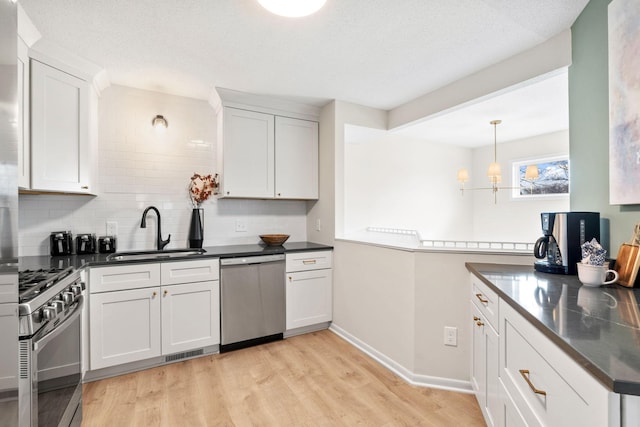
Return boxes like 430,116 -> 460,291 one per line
19,241 -> 332,270
466,262 -> 640,396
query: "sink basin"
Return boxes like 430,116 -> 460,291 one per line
106,248 -> 207,262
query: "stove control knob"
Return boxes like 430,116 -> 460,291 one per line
42,306 -> 57,321
70,284 -> 82,296
61,292 -> 74,305
51,300 -> 65,313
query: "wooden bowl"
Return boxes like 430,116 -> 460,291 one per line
259,234 -> 290,246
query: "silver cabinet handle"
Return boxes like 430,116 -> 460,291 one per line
302,259 -> 317,265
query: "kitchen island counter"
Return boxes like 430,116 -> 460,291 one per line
467,262 -> 640,395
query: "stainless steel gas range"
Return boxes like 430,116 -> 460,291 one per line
18,268 -> 85,427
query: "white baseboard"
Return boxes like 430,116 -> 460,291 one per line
329,324 -> 473,394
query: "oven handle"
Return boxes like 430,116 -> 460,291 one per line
33,295 -> 84,352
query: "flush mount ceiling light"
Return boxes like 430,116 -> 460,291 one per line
257,0 -> 327,17
457,120 -> 539,203
152,115 -> 168,129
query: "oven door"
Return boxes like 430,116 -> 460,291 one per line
20,296 -> 83,427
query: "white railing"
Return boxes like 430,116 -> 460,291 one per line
365,226 -> 534,253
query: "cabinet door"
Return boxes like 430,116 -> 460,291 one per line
221,107 -> 274,198
286,269 -> 332,330
471,303 -> 485,404
471,302 -> 502,427
161,280 -> 220,354
0,304 -> 18,393
17,37 -> 30,189
486,318 -> 501,427
30,60 -> 91,193
275,116 -> 318,199
89,287 -> 161,370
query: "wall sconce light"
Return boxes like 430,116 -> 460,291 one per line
152,115 -> 168,129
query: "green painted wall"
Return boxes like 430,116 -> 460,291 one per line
570,0 -> 640,251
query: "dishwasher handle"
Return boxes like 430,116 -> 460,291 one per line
220,254 -> 285,266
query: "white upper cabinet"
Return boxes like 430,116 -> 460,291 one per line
275,116 -> 318,199
221,107 -> 275,198
30,59 -> 92,194
215,88 -> 320,200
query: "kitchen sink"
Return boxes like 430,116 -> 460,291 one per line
106,248 -> 207,262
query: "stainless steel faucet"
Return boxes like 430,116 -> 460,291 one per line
141,206 -> 171,250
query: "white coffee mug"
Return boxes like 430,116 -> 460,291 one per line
577,262 -> 619,287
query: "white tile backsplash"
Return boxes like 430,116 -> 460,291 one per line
19,85 -> 308,256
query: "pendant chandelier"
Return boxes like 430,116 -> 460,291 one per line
457,120 -> 539,203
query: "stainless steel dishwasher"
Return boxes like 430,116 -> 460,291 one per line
220,254 -> 285,352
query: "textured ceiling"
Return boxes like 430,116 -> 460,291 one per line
395,70 -> 570,147
20,0 -> 588,112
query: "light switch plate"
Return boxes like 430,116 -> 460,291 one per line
444,326 -> 457,347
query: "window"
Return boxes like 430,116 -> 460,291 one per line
512,156 -> 569,198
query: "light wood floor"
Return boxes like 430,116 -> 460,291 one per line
82,330 -> 484,426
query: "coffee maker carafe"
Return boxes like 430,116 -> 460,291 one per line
534,212 -> 600,275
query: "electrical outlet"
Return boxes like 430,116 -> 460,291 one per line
106,221 -> 118,237
444,326 -> 457,347
316,218 -> 321,231
235,220 -> 247,232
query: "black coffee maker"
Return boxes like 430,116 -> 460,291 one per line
533,212 -> 600,275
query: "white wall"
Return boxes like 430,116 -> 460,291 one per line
19,85 -> 308,256
344,125 -> 473,240
332,240 -> 534,388
333,242 -> 416,370
341,127 -> 569,243
470,130 -> 570,243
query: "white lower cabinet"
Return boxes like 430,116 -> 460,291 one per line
470,282 -> 502,427
500,300 -> 615,427
286,269 -> 332,330
89,287 -> 161,370
285,251 -> 332,332
470,272 -> 619,427
502,380 -> 528,427
161,280 -> 219,354
89,259 -> 219,371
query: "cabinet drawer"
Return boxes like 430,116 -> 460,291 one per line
286,251 -> 332,272
471,276 -> 499,331
500,300 -> 612,427
161,259 -> 219,285
90,264 -> 160,293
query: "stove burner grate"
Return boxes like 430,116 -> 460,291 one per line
19,267 -> 74,303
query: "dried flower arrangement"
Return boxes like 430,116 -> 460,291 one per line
189,173 -> 218,208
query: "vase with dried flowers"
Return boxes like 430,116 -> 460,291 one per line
188,173 -> 218,248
